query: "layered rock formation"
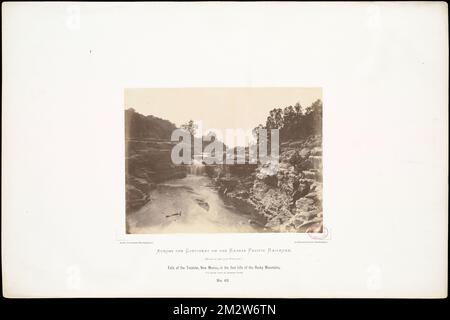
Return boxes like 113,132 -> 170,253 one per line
208,135 -> 323,232
126,139 -> 187,213
125,109 -> 187,214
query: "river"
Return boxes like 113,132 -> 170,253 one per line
127,172 -> 264,233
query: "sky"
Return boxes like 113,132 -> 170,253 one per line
125,87 -> 322,146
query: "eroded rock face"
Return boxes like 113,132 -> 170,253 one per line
126,139 -> 187,213
212,135 -> 323,232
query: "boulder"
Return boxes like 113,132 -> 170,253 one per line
295,197 -> 316,212
309,155 -> 322,170
289,141 -> 303,148
302,170 -> 317,179
311,147 -> 322,156
299,147 -> 311,157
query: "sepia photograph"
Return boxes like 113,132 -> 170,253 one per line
2,2 -> 446,300
125,88 -> 323,233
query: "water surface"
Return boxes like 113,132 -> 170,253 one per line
127,174 -> 263,233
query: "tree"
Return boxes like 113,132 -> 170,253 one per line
181,120 -> 197,136
281,105 -> 295,139
254,99 -> 322,142
266,108 -> 284,129
309,99 -> 322,135
294,102 -> 302,116
252,124 -> 265,145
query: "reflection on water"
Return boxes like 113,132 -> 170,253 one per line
127,174 -> 263,233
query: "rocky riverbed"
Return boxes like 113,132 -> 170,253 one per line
126,135 -> 323,233
207,135 -> 323,232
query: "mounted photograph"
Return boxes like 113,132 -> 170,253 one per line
125,88 -> 323,234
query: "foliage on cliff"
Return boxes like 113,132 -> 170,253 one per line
254,99 -> 322,142
214,98 -> 323,232
125,108 -> 176,140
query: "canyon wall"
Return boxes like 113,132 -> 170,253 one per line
125,109 -> 187,214
126,139 -> 187,213
208,135 -> 323,232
